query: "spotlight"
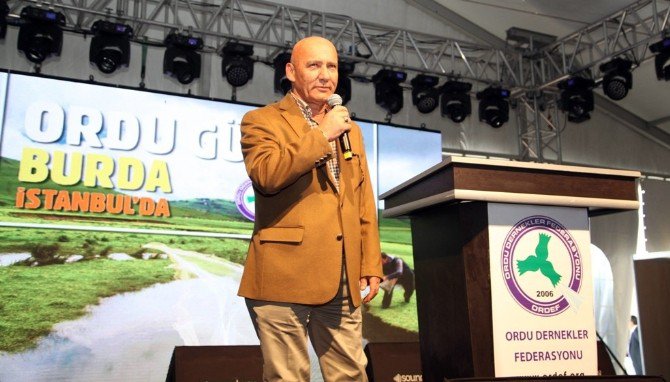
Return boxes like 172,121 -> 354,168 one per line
17,6 -> 66,64
600,58 -> 632,101
89,20 -> 133,74
650,38 -> 670,81
221,42 -> 254,87
440,80 -> 472,123
372,69 -> 407,115
558,77 -> 595,123
336,60 -> 355,105
476,86 -> 510,128
411,74 -> 440,114
163,33 -> 203,85
1,0 -> 9,39
273,52 -> 292,94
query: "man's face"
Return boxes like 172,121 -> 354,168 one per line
286,39 -> 338,105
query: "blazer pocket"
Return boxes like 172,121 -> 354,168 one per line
259,226 -> 304,244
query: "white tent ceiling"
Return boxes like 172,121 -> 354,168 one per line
435,0 -> 638,40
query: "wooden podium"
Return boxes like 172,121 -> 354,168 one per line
379,156 -> 640,382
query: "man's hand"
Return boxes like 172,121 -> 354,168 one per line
319,105 -> 351,141
359,276 -> 381,304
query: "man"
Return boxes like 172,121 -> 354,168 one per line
380,252 -> 415,309
237,36 -> 383,381
628,315 -> 642,375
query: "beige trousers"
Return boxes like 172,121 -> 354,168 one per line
245,270 -> 368,382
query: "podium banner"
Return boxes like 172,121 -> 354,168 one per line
487,203 -> 597,377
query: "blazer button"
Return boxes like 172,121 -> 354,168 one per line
336,233 -> 343,241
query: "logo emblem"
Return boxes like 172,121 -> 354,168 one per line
235,179 -> 255,221
393,374 -> 422,382
501,215 -> 583,317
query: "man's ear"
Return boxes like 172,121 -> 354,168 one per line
285,62 -> 296,82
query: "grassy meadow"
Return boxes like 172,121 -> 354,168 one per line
0,216 -> 417,354
0,227 -> 250,353
0,259 -> 175,353
0,153 -> 419,352
372,216 -> 418,333
0,227 -> 250,264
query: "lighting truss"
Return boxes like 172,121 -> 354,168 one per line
515,94 -> 563,163
535,0 -> 670,89
4,0 -> 670,91
5,0 -> 525,88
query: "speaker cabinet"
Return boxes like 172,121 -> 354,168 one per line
365,342 -> 423,382
165,345 -> 263,382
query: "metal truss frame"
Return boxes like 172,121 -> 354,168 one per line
515,93 -> 563,162
8,0 -> 669,87
7,0 -> 527,86
536,0 -> 670,86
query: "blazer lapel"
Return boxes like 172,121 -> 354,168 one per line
336,143 -> 348,198
278,94 -> 339,193
320,145 -> 339,194
278,94 -> 311,138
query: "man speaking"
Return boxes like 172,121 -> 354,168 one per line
238,36 -> 384,381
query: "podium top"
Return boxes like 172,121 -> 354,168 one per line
380,156 -> 641,218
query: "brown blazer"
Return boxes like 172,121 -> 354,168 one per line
237,94 -> 383,307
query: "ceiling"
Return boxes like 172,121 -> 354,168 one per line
435,0 -> 638,41
429,0 -> 670,136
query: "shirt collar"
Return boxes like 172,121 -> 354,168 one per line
290,91 -> 313,120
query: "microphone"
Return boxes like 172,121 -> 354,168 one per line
326,94 -> 353,161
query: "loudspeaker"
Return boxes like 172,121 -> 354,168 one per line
165,345 -> 263,382
365,342 -> 423,382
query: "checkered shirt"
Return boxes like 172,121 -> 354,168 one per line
291,93 -> 340,191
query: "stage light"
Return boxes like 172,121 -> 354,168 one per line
17,6 -> 65,64
558,77 -> 595,123
650,38 -> 670,81
476,86 -> 510,128
163,33 -> 203,85
600,58 -> 632,101
440,80 -> 472,123
1,0 -> 9,39
89,20 -> 133,74
372,69 -> 407,115
273,52 -> 292,94
336,60 -> 355,105
411,74 -> 440,114
221,42 -> 254,87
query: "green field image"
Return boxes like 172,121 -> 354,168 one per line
0,219 -> 416,353
0,258 -> 175,353
0,156 -> 418,353
0,157 -> 254,235
0,227 -> 250,353
371,216 -> 417,335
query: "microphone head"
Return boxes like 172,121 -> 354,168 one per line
327,94 -> 343,107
